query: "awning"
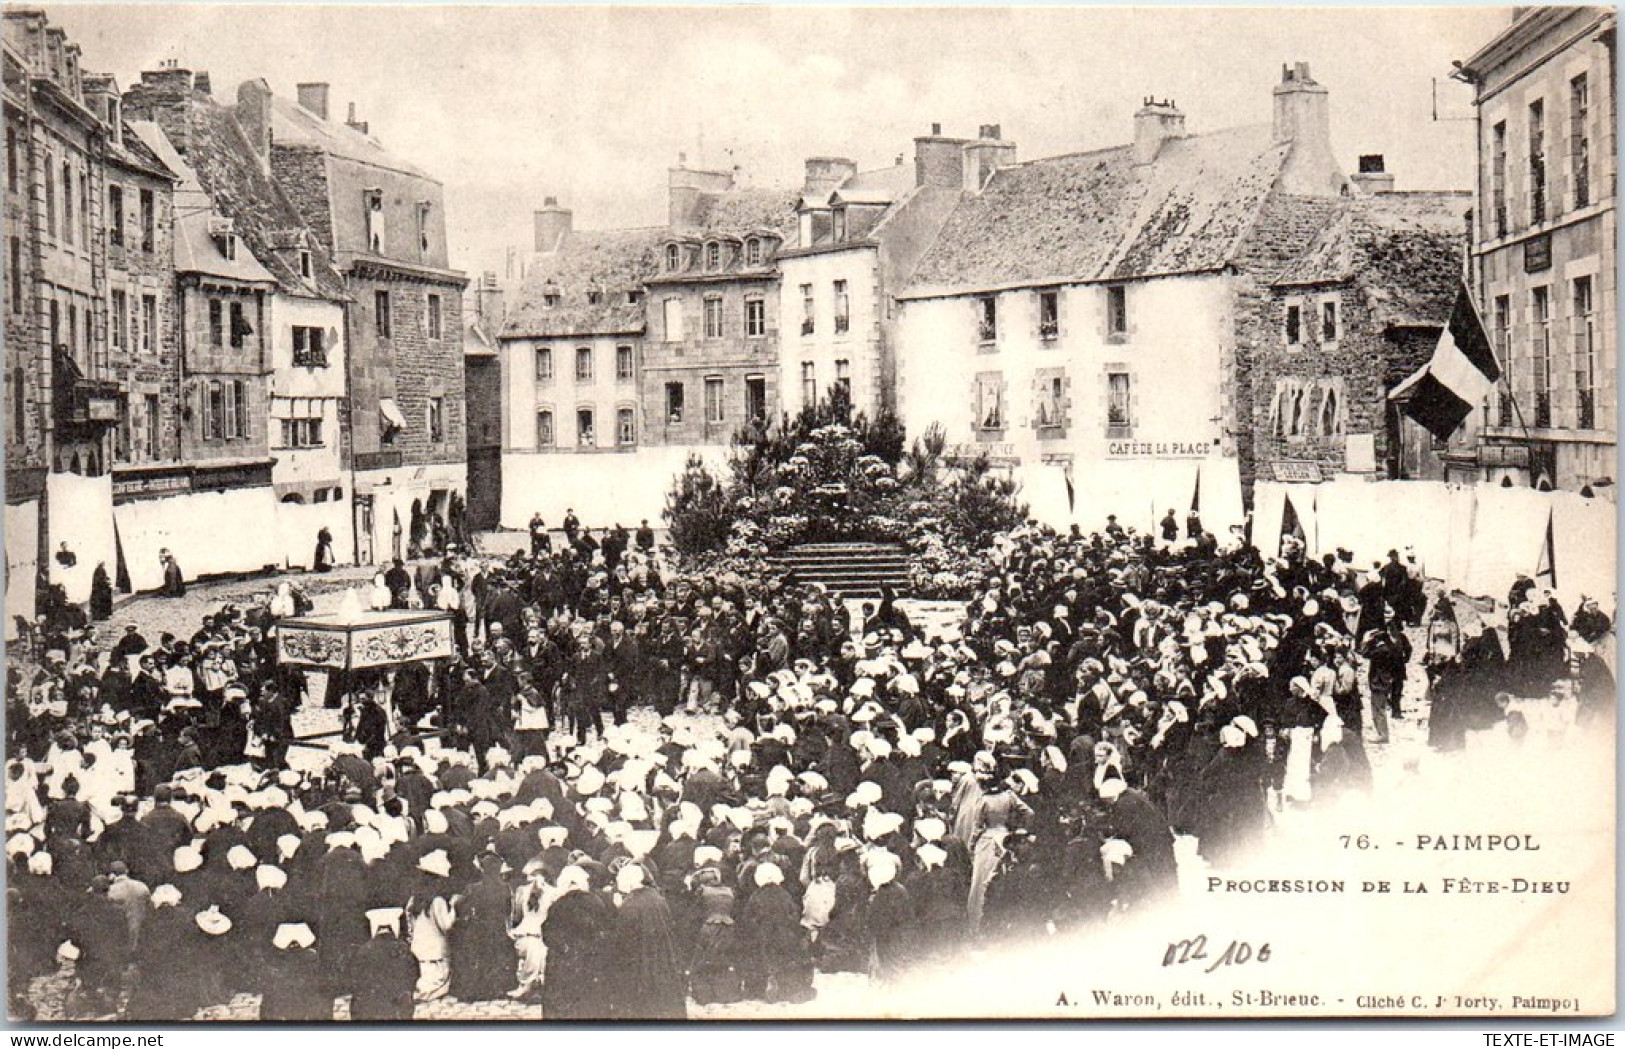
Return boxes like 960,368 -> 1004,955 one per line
379,398 -> 408,432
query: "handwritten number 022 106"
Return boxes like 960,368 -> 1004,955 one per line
1162,935 -> 1272,973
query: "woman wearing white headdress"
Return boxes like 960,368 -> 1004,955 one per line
407,850 -> 457,1001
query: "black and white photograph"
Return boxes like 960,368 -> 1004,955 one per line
0,2 -> 1616,1025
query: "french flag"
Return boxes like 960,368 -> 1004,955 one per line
1390,284 -> 1502,440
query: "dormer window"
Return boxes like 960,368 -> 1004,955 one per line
833,208 -> 847,242
705,241 -> 721,271
665,244 -> 681,271
745,238 -> 762,266
223,235 -> 237,262
416,201 -> 432,258
298,249 -> 312,280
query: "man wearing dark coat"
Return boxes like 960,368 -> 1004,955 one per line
349,918 -> 417,1021
542,876 -> 614,1018
258,933 -> 330,1021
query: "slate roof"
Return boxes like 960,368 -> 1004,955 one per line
832,161 -> 914,206
904,124 -> 1291,296
502,227 -> 666,339
1275,191 -> 1470,328
268,94 -> 432,181
684,186 -> 798,239
136,98 -> 349,299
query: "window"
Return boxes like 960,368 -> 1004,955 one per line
976,295 -> 997,343
292,326 -> 327,367
428,397 -> 445,443
299,249 -> 312,279
229,300 -> 250,348
79,173 -> 88,248
1490,121 -> 1508,237
9,237 -> 22,312
364,190 -> 385,254
745,296 -> 766,337
43,152 -> 55,239
222,234 -> 238,262
1495,295 -> 1508,428
705,241 -> 721,270
663,297 -> 684,342
375,290 -> 392,338
703,295 -> 724,339
745,238 -> 762,266
427,294 -> 443,339
1036,372 -> 1065,430
209,298 -> 224,346
801,361 -> 816,407
535,346 -> 554,381
229,380 -> 248,439
616,344 -> 634,381
536,409 -> 555,447
833,208 -> 847,242
800,284 -> 815,336
576,408 -> 595,447
1571,74 -> 1590,209
575,346 -> 593,381
4,127 -> 15,193
745,375 -> 766,422
587,289 -> 603,306
976,373 -> 1005,431
833,280 -> 850,334
617,407 -> 636,446
139,189 -> 155,252
1039,290 -> 1059,341
108,184 -> 125,247
1573,276 -> 1595,429
1285,303 -> 1302,346
1532,285 -> 1551,427
206,381 -> 224,440
1528,99 -> 1546,225
834,359 -> 851,404
144,394 -> 160,459
417,201 -> 432,258
627,289 -> 643,306
665,382 -> 685,424
111,290 -> 127,349
61,162 -> 73,247
278,400 -> 326,449
67,303 -> 77,360
11,367 -> 23,445
1106,285 -> 1128,338
1106,371 -> 1132,435
1321,299 -> 1339,343
666,244 -> 681,271
704,377 -> 724,424
48,300 -> 59,353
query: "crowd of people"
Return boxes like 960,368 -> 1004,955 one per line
4,513 -> 1613,1021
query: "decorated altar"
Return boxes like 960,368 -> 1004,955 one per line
276,607 -> 455,669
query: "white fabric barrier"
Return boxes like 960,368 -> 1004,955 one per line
1013,461 -> 1073,532
275,498 -> 356,571
114,487 -> 281,593
46,473 -> 115,603
5,499 -> 40,637
500,446 -> 733,531
1197,457 -> 1246,541
1250,479 -> 1615,609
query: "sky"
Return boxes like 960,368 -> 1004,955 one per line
43,4 -> 1515,281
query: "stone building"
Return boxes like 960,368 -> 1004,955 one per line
894,65 -> 1463,534
1451,7 -> 1616,495
126,67 -> 353,574
463,272 -> 503,532
776,130 -> 980,420
267,82 -> 468,563
641,161 -> 797,446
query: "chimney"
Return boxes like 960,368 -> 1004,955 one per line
915,123 -> 967,189
1271,62 -> 1344,197
139,60 -> 193,96
296,82 -> 329,121
192,71 -> 211,96
476,271 -> 505,331
235,78 -> 274,174
1350,154 -> 1396,194
962,123 -> 1017,191
802,156 -> 857,196
345,102 -> 369,135
533,196 -> 572,252
668,157 -> 734,228
1133,98 -> 1186,164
